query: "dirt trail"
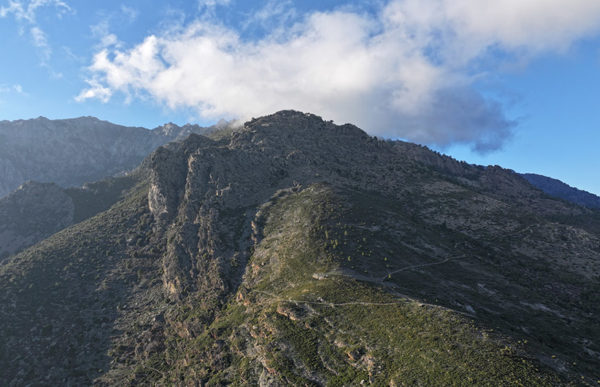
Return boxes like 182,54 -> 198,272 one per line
379,254 -> 466,281
254,290 -> 404,307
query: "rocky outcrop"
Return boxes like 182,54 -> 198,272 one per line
148,112 -> 397,301
148,110 -> 576,305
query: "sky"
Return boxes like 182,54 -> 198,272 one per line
0,0 -> 599,195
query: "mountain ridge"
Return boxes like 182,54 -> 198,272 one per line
522,172 -> 600,209
0,116 -> 220,198
0,111 -> 598,385
2,114 -> 596,208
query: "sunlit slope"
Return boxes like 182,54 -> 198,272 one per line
155,183 -> 560,385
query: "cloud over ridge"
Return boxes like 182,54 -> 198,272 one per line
78,0 -> 600,151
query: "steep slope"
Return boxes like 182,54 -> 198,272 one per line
0,174 -> 142,261
0,182 -> 74,261
0,116 -> 213,198
0,111 -> 598,385
522,173 -> 600,209
0,184 -> 161,384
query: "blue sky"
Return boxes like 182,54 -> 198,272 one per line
1,0 -> 599,195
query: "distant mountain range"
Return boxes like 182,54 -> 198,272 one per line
1,111 -> 598,385
0,177 -> 141,260
521,173 -> 600,209
0,116 -> 220,198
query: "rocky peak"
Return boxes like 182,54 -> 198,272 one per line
146,110 -> 592,303
143,112 -> 436,301
230,110 -> 370,152
154,122 -> 181,137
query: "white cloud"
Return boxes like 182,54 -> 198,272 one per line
241,0 -> 297,32
0,0 -> 70,22
120,4 -> 138,22
0,84 -> 26,95
30,25 -> 51,61
0,0 -> 72,65
198,0 -> 230,10
78,0 -> 600,151
383,0 -> 600,63
91,20 -> 122,49
75,78 -> 112,103
0,1 -> 23,18
90,5 -> 141,51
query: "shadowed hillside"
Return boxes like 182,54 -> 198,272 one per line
0,116 -> 217,198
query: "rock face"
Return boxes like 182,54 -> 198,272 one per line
0,116 -> 213,198
522,173 -> 600,209
0,111 -> 599,386
148,113 -> 383,300
0,182 -> 73,259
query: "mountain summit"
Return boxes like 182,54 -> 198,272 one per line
0,111 -> 598,385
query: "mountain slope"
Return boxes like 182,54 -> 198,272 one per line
0,111 -> 598,385
0,116 -> 214,198
0,174 -> 142,261
0,182 -> 73,261
522,173 -> 600,209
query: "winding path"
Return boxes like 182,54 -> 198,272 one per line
379,254 -> 466,282
254,290 -> 404,307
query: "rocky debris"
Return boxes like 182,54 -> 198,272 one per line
276,303 -> 308,321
